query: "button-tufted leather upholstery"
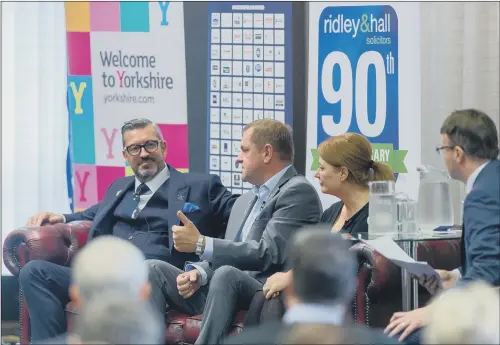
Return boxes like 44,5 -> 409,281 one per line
350,239 -> 461,328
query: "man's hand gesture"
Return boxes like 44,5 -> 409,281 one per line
177,269 -> 201,299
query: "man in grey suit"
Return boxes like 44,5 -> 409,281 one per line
147,119 -> 322,344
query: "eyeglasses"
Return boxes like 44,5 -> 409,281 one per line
435,145 -> 455,155
124,140 -> 161,156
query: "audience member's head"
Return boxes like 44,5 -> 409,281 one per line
70,236 -> 150,307
238,119 -> 294,186
121,118 -> 167,183
422,281 -> 500,344
439,109 -> 499,182
281,324 -> 371,344
315,133 -> 394,198
284,226 -> 356,308
72,293 -> 164,345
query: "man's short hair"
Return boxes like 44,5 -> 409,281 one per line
440,109 -> 499,160
121,118 -> 164,146
290,226 -> 356,305
72,236 -> 148,302
75,293 -> 164,344
243,119 -> 294,161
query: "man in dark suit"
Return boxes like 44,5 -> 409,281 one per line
19,118 -> 237,342
223,226 -> 400,345
385,109 -> 500,343
147,119 -> 323,344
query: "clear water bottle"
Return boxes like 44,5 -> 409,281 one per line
416,165 -> 454,231
368,180 -> 398,237
396,193 -> 419,235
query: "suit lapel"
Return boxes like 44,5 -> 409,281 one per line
270,166 -> 298,199
230,193 -> 258,241
90,177 -> 135,237
167,167 -> 189,252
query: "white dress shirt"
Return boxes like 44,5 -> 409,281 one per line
283,302 -> 346,325
465,160 -> 490,194
134,165 -> 170,214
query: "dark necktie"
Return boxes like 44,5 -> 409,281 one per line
129,183 -> 150,219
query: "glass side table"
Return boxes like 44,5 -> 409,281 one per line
354,230 -> 462,311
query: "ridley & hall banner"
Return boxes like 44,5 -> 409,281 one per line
307,2 -> 421,207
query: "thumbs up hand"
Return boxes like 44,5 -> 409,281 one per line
172,211 -> 200,253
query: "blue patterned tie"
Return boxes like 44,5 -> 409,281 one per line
130,183 -> 150,219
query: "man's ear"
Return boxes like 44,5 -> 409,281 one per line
140,281 -> 151,301
263,144 -> 273,164
162,140 -> 168,159
69,284 -> 81,308
455,146 -> 466,164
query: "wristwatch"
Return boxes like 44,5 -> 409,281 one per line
195,235 -> 205,256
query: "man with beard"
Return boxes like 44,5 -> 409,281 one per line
20,118 -> 238,342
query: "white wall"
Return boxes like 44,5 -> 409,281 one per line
2,2 -> 71,275
420,2 -> 500,223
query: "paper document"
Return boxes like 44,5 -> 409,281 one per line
361,236 -> 438,279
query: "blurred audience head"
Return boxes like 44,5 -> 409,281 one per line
70,236 -> 150,307
439,109 -> 499,182
285,226 -> 356,307
72,293 -> 164,345
422,281 -> 500,344
281,324 -> 371,344
315,132 -> 394,198
239,119 -> 294,186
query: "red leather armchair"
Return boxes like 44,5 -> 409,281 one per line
3,222 -> 245,345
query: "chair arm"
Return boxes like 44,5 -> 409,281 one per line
350,242 -> 401,294
417,239 -> 461,270
350,242 -> 404,327
3,221 -> 92,276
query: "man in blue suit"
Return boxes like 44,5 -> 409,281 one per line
385,109 -> 500,343
20,118 -> 238,342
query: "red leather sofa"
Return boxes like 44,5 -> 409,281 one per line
3,221 -> 461,344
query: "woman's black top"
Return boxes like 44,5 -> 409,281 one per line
320,201 -> 369,237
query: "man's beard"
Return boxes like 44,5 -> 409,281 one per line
135,158 -> 164,182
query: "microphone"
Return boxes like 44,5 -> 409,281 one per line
260,201 -> 266,211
